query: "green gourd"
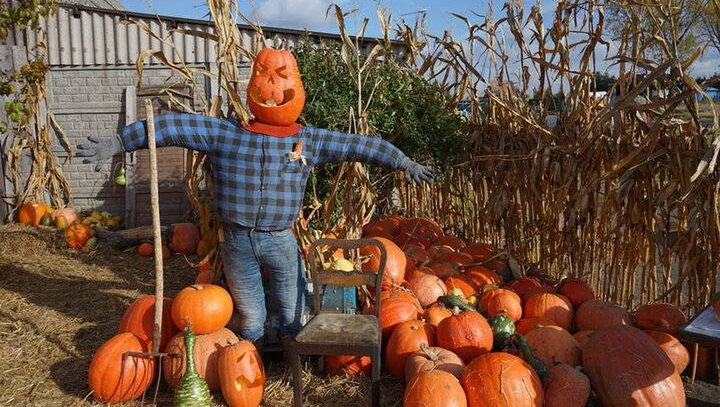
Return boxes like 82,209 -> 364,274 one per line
438,294 -> 476,312
488,313 -> 515,350
513,333 -> 548,379
174,324 -> 212,407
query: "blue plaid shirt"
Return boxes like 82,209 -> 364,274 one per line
119,114 -> 408,231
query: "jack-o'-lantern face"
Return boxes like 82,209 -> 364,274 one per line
247,48 -> 305,126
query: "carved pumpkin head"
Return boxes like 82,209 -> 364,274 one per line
247,48 -> 305,126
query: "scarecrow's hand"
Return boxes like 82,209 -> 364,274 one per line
76,135 -> 124,172
402,158 -> 434,184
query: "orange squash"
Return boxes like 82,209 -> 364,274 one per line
524,293 -> 573,332
378,296 -> 419,339
324,355 -> 372,377
557,278 -> 595,308
525,325 -> 581,367
479,288 -> 522,321
464,265 -> 502,290
515,317 -> 553,335
17,202 -> 50,226
88,332 -> 155,403
360,237 -> 406,287
506,277 -> 543,301
543,364 -> 590,407
171,284 -> 234,334
436,310 -> 493,363
575,299 -> 632,332
118,295 -> 177,350
66,223 -> 92,249
404,370 -> 468,407
572,330 -> 595,349
424,302 -> 453,329
408,273 -> 447,307
444,274 -> 476,298
218,340 -> 266,407
464,242 -> 495,261
645,330 -> 690,374
634,303 -> 687,334
385,319 -> 435,377
138,243 -> 154,257
170,223 -> 201,255
247,48 -> 306,126
461,352 -> 543,407
405,345 -> 465,382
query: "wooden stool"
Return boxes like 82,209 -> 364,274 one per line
290,238 -> 386,407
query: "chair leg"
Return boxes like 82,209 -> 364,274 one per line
291,345 -> 303,407
371,348 -> 381,407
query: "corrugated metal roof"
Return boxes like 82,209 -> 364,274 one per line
61,0 -> 124,10
4,3 -> 403,67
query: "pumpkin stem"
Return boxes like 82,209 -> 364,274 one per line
420,343 -> 439,361
453,306 -> 460,315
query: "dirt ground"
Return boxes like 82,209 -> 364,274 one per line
0,224 -> 718,407
0,224 -> 403,407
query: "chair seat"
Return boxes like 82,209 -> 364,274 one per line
295,313 -> 380,347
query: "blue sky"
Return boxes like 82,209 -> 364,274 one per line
121,0 -> 719,78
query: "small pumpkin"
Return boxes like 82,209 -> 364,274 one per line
324,355 -> 372,377
218,340 -> 266,407
634,303 -> 687,334
385,319 -> 435,377
17,202 -> 50,226
436,309 -> 493,363
423,302 -> 453,329
54,215 -> 69,230
460,352 -> 543,407
437,251 -> 474,266
40,213 -> 53,226
543,364 -> 590,407
444,274 -> 477,299
464,265 -> 502,289
170,223 -> 201,255
574,299 -> 632,331
118,294 -> 177,350
645,330 -> 690,373
524,325 -> 582,367
557,278 -> 595,308
505,277 -> 543,300
138,243 -> 154,257
523,293 -> 573,332
163,327 -> 239,391
407,273 -> 447,307
405,344 -> 465,381
426,260 -> 459,279
66,223 -> 92,249
88,332 -> 155,403
378,296 -> 419,339
480,288 -> 522,321
171,284 -> 234,334
404,370 -> 467,407
247,48 -> 306,126
360,237 -> 406,287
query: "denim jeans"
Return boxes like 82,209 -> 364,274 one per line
220,225 -> 306,341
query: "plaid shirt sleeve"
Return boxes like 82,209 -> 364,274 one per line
309,127 -> 408,170
119,113 -> 242,153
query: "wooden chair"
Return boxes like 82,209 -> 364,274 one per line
290,238 -> 386,407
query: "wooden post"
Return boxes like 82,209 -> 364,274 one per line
124,86 -> 137,228
145,99 -> 164,354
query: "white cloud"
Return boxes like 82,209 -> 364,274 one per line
256,0 -> 337,30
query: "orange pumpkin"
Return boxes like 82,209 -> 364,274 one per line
426,260 -> 459,279
464,265 -> 502,289
461,352 -> 543,407
196,239 -> 210,257
645,330 -> 689,373
404,370 -> 468,407
437,251 -> 474,266
574,299 -> 632,332
88,332 -> 155,403
360,237 -> 406,287
405,344 -> 465,382
479,288 -> 522,321
405,265 -> 433,283
572,330 -> 595,349
170,223 -> 201,255
582,325 -> 685,407
525,325 -> 581,367
378,296 -> 419,339
424,302 -> 453,329
218,340 -> 266,407
324,355 -> 372,377
404,245 -> 431,265
515,317 -> 553,335
17,202 -> 50,226
464,242 -> 495,261
436,310 -> 493,363
66,223 -> 92,249
247,48 -> 306,126
506,277 -> 543,301
434,235 -> 466,251
543,364 -> 590,407
523,293 -> 573,332
171,284 -> 234,334
195,267 -> 215,285
138,243 -> 154,257
363,217 -> 402,237
385,320 -> 435,377
118,295 -> 177,350
163,327 -> 239,391
443,274 -> 476,298
634,303 -> 687,334
408,273 -> 447,307
557,278 -> 595,308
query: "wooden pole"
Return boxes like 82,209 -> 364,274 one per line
145,99 -> 164,354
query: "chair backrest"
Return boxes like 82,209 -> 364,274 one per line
307,238 -> 386,318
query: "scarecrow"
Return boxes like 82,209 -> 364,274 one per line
76,48 -> 433,348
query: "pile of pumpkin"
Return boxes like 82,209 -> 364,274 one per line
326,215 -> 699,407
15,201 -> 119,250
88,283 -> 265,406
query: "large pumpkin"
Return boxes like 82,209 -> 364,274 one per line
405,345 -> 465,381
218,340 -> 266,407
444,274 -> 477,298
543,364 -> 590,407
378,297 -> 419,339
360,237 -> 406,287
582,325 -> 685,407
515,317 -> 553,335
524,325 -> 581,367
385,320 -> 435,377
634,303 -> 687,334
464,242 -> 495,261
66,223 -> 92,249
557,278 -> 595,308
324,355 -> 372,377
163,327 -> 239,391
424,302 -> 453,329
645,330 -> 689,374
17,202 -> 50,226
436,251 -> 474,266
523,293 -> 573,332
436,310 -> 493,363
170,223 -> 201,255
572,330 -> 594,349
247,48 -> 305,126
461,352 -> 543,407
505,277 -> 543,301
574,299 -> 632,331
408,273 -> 447,307
171,284 -> 234,334
404,370 -> 467,407
479,288 -> 522,321
118,295 -> 177,350
88,332 -> 155,403
363,217 -> 402,237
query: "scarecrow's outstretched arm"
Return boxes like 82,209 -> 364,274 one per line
310,127 -> 434,184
